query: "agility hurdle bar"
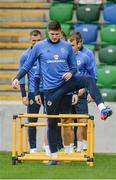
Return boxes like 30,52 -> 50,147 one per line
12,114 -> 94,166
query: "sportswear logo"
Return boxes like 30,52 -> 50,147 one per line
47,100 -> 52,106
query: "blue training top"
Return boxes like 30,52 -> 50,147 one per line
75,50 -> 96,79
22,39 -> 77,91
80,46 -> 97,79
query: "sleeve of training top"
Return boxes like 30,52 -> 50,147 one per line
15,43 -> 40,80
67,45 -> 77,75
20,84 -> 26,97
18,52 -> 27,97
34,61 -> 41,96
85,53 -> 97,80
19,52 -> 27,84
85,52 -> 97,80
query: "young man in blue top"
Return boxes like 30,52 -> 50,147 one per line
19,29 -> 44,153
12,20 -> 112,165
69,32 -> 97,152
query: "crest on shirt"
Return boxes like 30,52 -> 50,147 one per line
60,48 -> 65,53
77,60 -> 81,66
54,55 -> 59,60
47,100 -> 52,106
30,99 -> 34,105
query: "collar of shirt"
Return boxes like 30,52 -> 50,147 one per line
47,38 -> 60,44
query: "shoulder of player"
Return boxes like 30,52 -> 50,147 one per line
83,46 -> 93,55
60,40 -> 72,49
78,50 -> 90,61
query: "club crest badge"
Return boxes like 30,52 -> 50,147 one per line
77,60 -> 81,65
47,100 -> 52,106
61,48 -> 65,53
30,99 -> 34,105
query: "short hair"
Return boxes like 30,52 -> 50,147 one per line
61,31 -> 67,41
48,20 -> 61,31
30,29 -> 42,36
69,32 -> 83,43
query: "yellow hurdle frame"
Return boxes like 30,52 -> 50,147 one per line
12,114 -> 94,166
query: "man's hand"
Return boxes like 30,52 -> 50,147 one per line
35,95 -> 42,105
62,72 -> 72,81
12,79 -> 19,89
72,94 -> 78,105
22,96 -> 29,106
78,88 -> 85,96
87,94 -> 93,103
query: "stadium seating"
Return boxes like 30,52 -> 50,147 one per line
99,45 -> 116,65
100,88 -> 116,102
61,24 -> 71,36
78,0 -> 103,4
53,0 -> 74,3
53,0 -> 73,2
49,2 -> 73,23
73,24 -> 98,44
0,2 -> 49,8
0,1 -> 49,100
76,4 -> 101,23
103,3 -> 116,24
97,65 -> 116,88
106,0 -> 116,3
100,24 -> 116,45
84,44 -> 95,53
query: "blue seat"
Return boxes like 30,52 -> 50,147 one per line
73,24 -> 98,44
103,3 -> 116,24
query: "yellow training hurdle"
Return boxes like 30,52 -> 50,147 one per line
12,114 -> 94,166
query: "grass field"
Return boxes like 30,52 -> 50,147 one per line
0,152 -> 116,179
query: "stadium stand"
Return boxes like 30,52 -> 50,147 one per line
76,3 -> 101,23
106,0 -> 116,3
100,24 -> 116,45
99,45 -> 116,65
49,2 -> 73,36
97,64 -> 116,102
73,24 -> 98,45
103,2 -> 116,24
49,2 -> 73,23
100,88 -> 116,102
78,0 -> 103,3
97,65 -> 116,88
0,0 -> 116,102
0,0 -> 49,100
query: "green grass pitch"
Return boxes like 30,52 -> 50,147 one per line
0,152 -> 116,179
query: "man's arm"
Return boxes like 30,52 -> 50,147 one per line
12,43 -> 40,88
18,52 -> 29,105
34,62 -> 42,105
67,45 -> 77,75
